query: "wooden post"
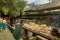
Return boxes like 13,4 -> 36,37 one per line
23,29 -> 29,40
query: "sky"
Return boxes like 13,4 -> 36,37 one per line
26,0 -> 52,5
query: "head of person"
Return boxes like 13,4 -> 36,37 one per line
0,17 -> 3,20
0,17 -> 3,23
3,18 -> 6,20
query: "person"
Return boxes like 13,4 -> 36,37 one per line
0,17 -> 15,40
11,18 -> 16,32
0,17 -> 3,31
2,18 -> 7,30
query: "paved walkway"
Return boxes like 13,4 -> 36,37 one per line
0,28 -> 15,40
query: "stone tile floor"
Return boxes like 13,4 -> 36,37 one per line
0,28 -> 15,40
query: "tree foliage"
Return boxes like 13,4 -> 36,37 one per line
0,0 -> 27,17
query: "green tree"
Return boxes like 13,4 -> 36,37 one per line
0,0 -> 27,17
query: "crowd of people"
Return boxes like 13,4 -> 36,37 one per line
0,17 -> 7,31
0,17 -> 24,40
0,17 -> 16,32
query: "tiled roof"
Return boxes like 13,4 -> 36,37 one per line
25,0 -> 60,12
